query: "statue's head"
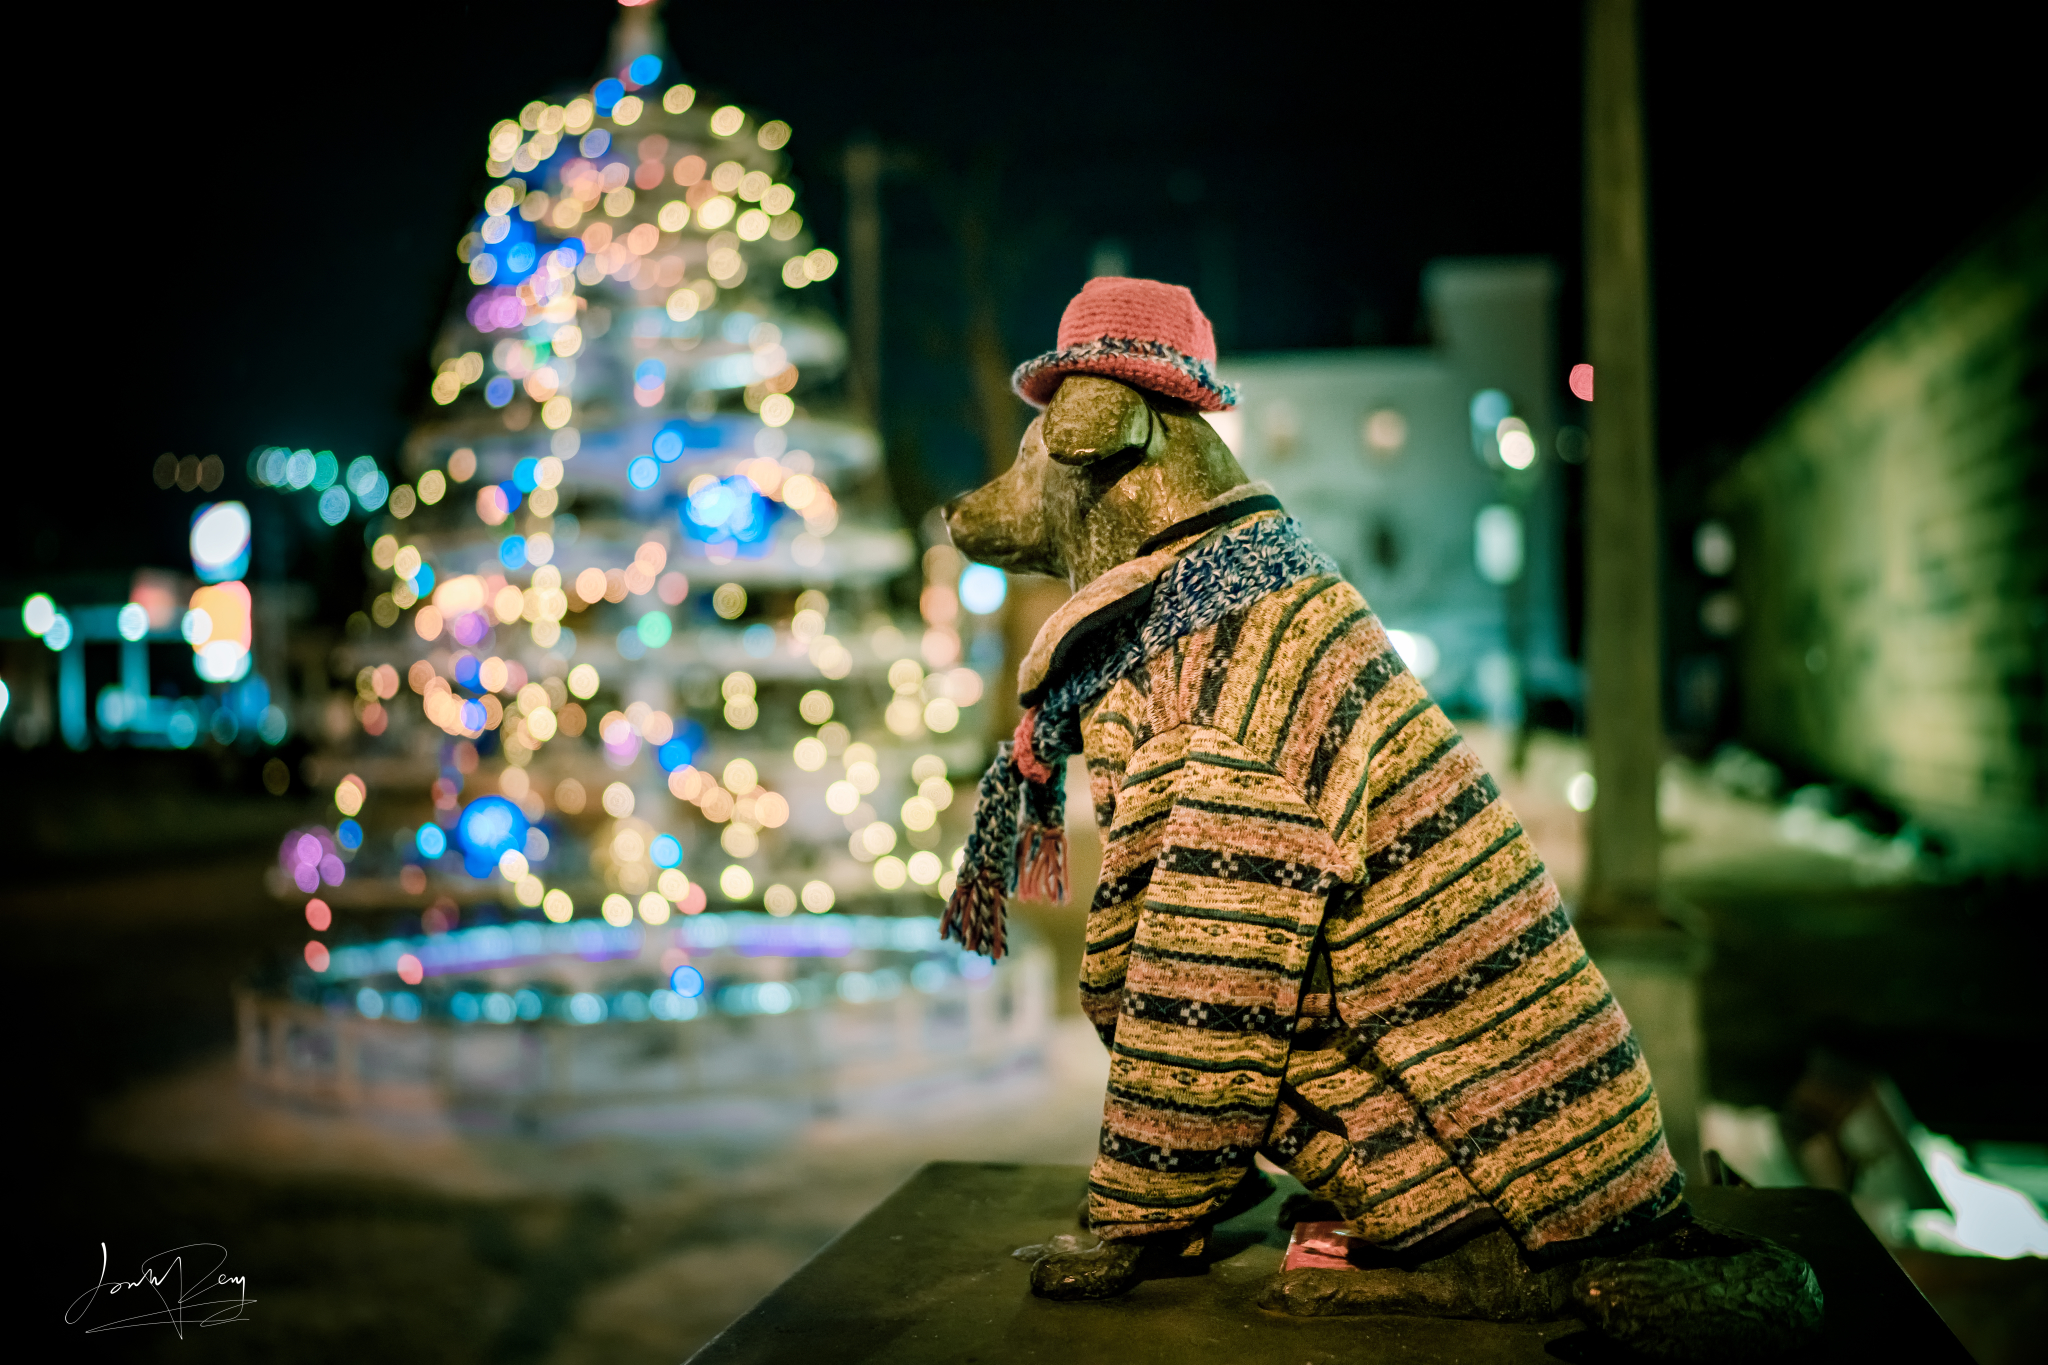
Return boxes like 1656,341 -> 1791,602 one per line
942,376 -> 1244,585
940,278 -> 1244,586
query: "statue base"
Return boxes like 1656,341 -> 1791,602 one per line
687,1161 -> 1967,1364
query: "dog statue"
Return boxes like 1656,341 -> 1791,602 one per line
940,277 -> 1822,1361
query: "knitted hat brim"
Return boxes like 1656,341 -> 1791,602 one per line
1011,338 -> 1239,412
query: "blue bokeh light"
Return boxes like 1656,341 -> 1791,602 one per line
635,358 -> 667,389
654,420 -> 719,464
959,563 -> 1008,614
670,964 -> 705,998
345,457 -> 387,515
682,474 -> 777,550
656,717 -> 706,771
416,824 -> 448,858
457,796 -> 530,879
317,487 -> 350,525
513,457 -> 539,492
337,819 -> 363,850
485,376 -> 514,407
627,55 -> 662,86
593,77 -> 624,112
649,834 -> 682,868
472,209 -> 539,286
628,456 -> 660,489
1469,389 -> 1512,432
452,654 -> 481,688
500,535 -> 528,569
229,674 -> 271,725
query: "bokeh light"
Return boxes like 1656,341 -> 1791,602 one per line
456,795 -> 530,878
189,502 -> 252,582
958,564 -> 1007,614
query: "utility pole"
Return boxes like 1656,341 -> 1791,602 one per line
1581,0 -> 1704,1181
843,138 -> 884,433
1583,0 -> 1663,929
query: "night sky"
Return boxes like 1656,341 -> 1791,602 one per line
24,1 -> 2042,592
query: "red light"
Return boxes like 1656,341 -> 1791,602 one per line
304,941 -> 330,972
396,953 -> 424,986
1569,363 -> 1594,402
305,898 -> 332,931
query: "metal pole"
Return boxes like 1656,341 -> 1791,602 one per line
1582,0 -> 1664,929
1580,0 -> 1705,1182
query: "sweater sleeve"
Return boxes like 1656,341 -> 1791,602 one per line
1084,723 -> 1345,1242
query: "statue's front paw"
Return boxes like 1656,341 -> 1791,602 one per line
1026,1239 -> 1144,1300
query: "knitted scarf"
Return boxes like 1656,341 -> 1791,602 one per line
942,494 -> 1338,958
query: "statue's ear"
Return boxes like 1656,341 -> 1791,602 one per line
1043,375 -> 1153,467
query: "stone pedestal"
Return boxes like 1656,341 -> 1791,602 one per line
687,1161 -> 1966,1364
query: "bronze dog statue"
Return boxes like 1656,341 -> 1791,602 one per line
943,353 -> 1822,1362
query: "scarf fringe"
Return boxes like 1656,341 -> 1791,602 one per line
1013,822 -> 1069,904
943,741 -> 1022,961
940,862 -> 1008,960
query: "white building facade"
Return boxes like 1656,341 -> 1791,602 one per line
1213,258 -> 1576,726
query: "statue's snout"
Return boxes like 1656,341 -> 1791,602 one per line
940,419 -> 1060,578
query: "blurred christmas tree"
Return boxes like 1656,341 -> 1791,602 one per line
247,4 -> 1042,1114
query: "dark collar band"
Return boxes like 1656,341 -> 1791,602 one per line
1019,581 -> 1157,710
1134,493 -> 1283,558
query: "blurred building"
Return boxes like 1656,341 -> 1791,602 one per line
3,536 -> 307,756
1215,259 -> 1576,726
1715,197 -> 2047,875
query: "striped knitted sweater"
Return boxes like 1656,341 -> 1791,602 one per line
1049,502 -> 1685,1261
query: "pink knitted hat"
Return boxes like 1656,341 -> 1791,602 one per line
1011,276 -> 1239,411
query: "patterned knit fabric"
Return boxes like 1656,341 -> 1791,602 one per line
1057,510 -> 1685,1260
942,504 -> 1326,958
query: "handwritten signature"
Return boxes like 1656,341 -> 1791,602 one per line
65,1242 -> 254,1335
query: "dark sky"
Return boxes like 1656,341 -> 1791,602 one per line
23,0 -> 2043,586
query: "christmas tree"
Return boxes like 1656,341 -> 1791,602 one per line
247,5 -> 1047,1118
